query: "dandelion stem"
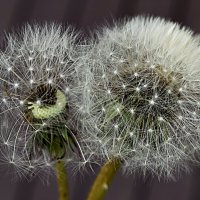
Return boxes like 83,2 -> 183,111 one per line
55,160 -> 69,200
86,158 -> 121,200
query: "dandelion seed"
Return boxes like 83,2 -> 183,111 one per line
65,87 -> 70,93
2,98 -> 7,103
102,74 -> 106,78
107,89 -> 111,94
168,89 -> 172,94
28,56 -> 33,61
150,64 -> 156,69
130,109 -> 134,114
179,88 -> 183,92
149,100 -> 155,105
143,84 -> 148,88
134,72 -> 138,77
122,84 -> 126,89
7,67 -> 12,71
178,115 -> 183,120
136,87 -> 140,92
113,70 -> 118,74
114,124 -> 118,129
14,83 -> 19,88
59,74 -> 64,78
48,79 -> 53,84
129,132 -> 134,137
116,107 -> 120,113
177,100 -> 182,104
148,129 -> 153,133
158,116 -> 164,121
19,100 -> 24,105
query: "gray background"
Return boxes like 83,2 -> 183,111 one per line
1,0 -> 200,200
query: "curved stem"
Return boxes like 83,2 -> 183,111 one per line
86,158 -> 121,200
55,160 -> 69,200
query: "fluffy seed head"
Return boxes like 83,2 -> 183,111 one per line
0,24 -> 85,178
81,16 -> 200,179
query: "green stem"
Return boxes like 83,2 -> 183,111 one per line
86,158 -> 121,200
55,160 -> 69,200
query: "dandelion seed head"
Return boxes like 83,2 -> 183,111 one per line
0,23 -> 84,178
80,16 -> 200,179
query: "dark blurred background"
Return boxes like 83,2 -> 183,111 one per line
1,0 -> 200,200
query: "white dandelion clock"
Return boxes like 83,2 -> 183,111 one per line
81,16 -> 200,179
0,23 -> 86,178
